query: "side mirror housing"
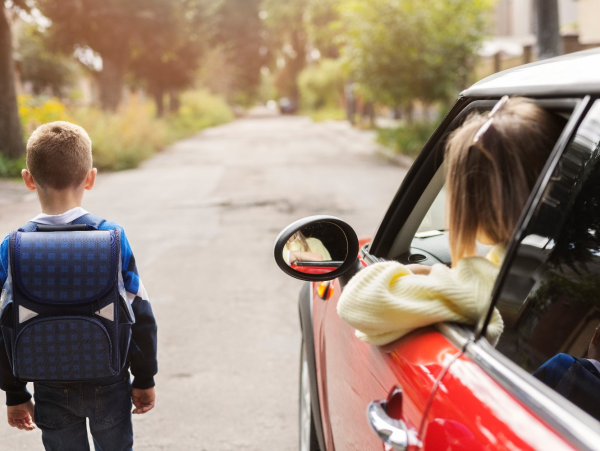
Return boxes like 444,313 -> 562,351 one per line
273,215 -> 362,283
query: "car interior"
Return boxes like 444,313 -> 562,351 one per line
386,98 -> 579,268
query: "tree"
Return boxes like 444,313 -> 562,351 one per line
37,0 -> 177,111
534,0 -> 562,60
305,0 -> 341,59
17,24 -> 78,96
214,0 -> 264,105
338,0 -> 493,112
130,0 -> 216,116
0,3 -> 26,158
262,0 -> 308,105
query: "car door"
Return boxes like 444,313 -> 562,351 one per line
420,97 -> 600,450
314,99 -> 490,450
317,96 -> 590,450
316,277 -> 460,450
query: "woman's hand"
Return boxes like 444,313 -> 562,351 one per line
289,251 -> 324,264
406,264 -> 432,275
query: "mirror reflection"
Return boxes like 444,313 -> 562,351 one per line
283,221 -> 348,275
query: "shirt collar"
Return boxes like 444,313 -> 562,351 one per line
587,359 -> 600,375
31,207 -> 88,225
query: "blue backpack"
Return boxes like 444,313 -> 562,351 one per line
0,214 -> 135,382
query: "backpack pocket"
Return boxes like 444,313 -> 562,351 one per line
15,317 -> 115,381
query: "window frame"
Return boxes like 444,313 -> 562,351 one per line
467,96 -> 600,449
476,95 -> 592,340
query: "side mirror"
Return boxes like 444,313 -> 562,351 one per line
273,215 -> 362,282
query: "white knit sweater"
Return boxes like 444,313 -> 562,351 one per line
337,246 -> 505,346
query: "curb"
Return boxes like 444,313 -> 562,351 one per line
375,145 -> 414,168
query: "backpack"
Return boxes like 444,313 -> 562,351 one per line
0,214 -> 135,382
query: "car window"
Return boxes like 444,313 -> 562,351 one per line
416,185 -> 446,234
491,100 -> 600,421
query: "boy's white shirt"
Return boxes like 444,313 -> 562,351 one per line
31,206 -> 88,225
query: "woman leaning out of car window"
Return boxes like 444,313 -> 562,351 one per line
337,96 -> 567,346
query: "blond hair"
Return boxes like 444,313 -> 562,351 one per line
446,97 -> 565,263
286,231 -> 309,252
26,121 -> 92,190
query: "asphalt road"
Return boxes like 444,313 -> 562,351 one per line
0,112 -> 406,450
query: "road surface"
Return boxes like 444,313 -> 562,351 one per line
0,113 -> 407,450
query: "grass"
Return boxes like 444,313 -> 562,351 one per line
306,107 -> 347,122
376,121 -> 438,158
0,154 -> 27,179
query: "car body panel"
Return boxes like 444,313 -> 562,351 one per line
423,353 -> 576,451
313,277 -> 463,449
462,48 -> 600,98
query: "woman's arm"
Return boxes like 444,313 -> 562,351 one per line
289,251 -> 324,264
406,264 -> 432,275
337,257 -> 503,346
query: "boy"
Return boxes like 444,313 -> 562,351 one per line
0,121 -> 158,451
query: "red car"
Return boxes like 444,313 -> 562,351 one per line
274,48 -> 600,451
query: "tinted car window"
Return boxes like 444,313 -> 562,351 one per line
493,100 -> 600,420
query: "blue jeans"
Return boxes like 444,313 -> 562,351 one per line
33,375 -> 133,451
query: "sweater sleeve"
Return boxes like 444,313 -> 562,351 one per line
102,223 -> 158,389
337,256 -> 504,346
0,236 -> 32,406
307,238 -> 332,261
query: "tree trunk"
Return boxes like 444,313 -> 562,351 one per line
168,89 -> 180,114
534,0 -> 562,60
153,87 -> 164,118
99,54 -> 127,111
0,7 -> 25,159
288,23 -> 306,109
363,102 -> 375,127
344,82 -> 356,125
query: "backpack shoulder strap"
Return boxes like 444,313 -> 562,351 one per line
17,222 -> 38,232
70,213 -> 107,229
16,214 -> 107,233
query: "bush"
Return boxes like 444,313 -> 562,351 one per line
19,95 -> 72,139
0,154 -> 27,179
3,90 -> 234,176
299,59 -> 345,111
167,90 -> 234,141
309,107 -> 346,122
70,100 -> 168,171
377,121 -> 438,158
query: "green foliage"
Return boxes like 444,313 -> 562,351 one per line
298,58 -> 344,110
17,25 -> 79,96
70,100 -> 168,171
0,154 -> 27,178
214,0 -> 264,104
18,95 -> 72,139
261,0 -> 308,101
36,0 -> 220,111
166,90 -> 235,141
129,0 -> 220,112
305,0 -> 342,58
309,107 -> 346,122
338,0 -> 493,107
1,92 -> 233,177
72,90 -> 233,170
256,69 -> 277,103
377,121 -> 438,158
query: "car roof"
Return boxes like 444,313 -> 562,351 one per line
461,47 -> 600,98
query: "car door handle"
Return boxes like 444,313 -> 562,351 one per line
367,399 -> 408,451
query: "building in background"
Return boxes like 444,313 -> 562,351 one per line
579,0 -> 600,45
477,0 -> 599,79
